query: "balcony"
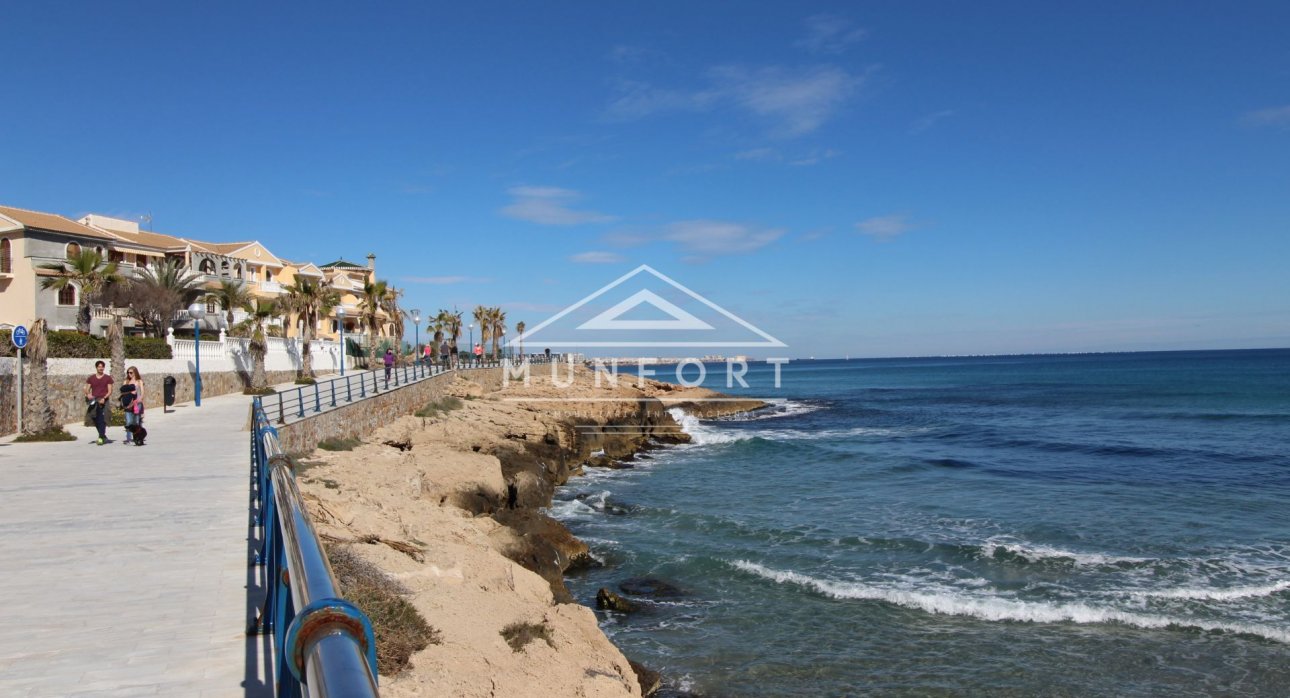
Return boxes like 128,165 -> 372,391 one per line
257,280 -> 284,294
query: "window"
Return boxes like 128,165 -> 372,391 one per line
220,260 -> 230,277
137,255 -> 149,269
95,246 -> 105,258
66,242 -> 80,259
57,285 -> 76,306
0,238 -> 10,273
109,250 -> 125,264
206,299 -> 217,314
199,258 -> 215,274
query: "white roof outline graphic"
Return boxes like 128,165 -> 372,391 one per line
510,264 -> 786,348
576,289 -> 714,331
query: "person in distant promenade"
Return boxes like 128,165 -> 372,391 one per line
422,342 -> 433,366
544,347 -> 551,363
383,348 -> 395,383
440,340 -> 451,369
120,366 -> 145,445
84,360 -> 113,445
473,343 -> 484,366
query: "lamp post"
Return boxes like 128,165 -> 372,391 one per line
187,302 -> 206,406
468,323 -> 474,366
411,309 -> 421,364
337,307 -> 346,376
500,328 -> 506,362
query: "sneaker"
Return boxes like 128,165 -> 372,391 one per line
96,437 -> 105,445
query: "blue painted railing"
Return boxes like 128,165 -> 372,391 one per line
250,399 -> 380,697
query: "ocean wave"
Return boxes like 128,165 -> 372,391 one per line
983,537 -> 1154,567
717,399 -> 825,422
729,560 -> 1290,644
1128,581 -> 1290,602
669,407 -> 907,446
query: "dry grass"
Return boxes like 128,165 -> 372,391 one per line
13,427 -> 76,442
415,396 -> 463,418
500,621 -> 555,652
318,436 -> 362,451
328,545 -> 440,676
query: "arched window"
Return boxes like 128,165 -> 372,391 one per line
95,246 -> 105,258
206,298 -> 217,314
0,238 -> 10,273
220,260 -> 230,277
57,285 -> 76,306
199,258 -> 215,274
235,263 -> 244,279
66,242 -> 80,259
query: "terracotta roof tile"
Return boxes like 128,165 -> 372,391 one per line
0,205 -> 119,241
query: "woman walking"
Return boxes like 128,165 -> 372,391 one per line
120,366 -> 146,445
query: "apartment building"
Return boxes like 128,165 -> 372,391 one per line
0,205 -> 382,342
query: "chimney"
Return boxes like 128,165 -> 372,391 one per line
367,253 -> 376,276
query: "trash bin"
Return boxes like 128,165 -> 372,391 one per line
163,375 -> 177,407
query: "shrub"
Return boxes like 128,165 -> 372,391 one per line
28,331 -> 173,359
14,427 -> 76,442
328,546 -> 439,676
318,437 -> 362,451
243,387 -> 277,396
500,621 -> 554,652
295,377 -> 317,385
414,396 -> 463,418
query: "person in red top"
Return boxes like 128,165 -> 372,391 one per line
84,360 -> 114,445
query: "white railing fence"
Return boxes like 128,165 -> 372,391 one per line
166,328 -> 348,372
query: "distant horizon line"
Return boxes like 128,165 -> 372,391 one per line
569,346 -> 1290,363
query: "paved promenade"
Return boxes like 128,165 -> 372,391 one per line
0,386 -> 281,697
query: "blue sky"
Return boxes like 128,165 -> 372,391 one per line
3,1 -> 1288,357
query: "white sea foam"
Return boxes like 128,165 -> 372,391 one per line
730,560 -> 1290,644
719,399 -> 823,422
669,407 -> 901,446
1129,581 -> 1290,602
983,537 -> 1153,566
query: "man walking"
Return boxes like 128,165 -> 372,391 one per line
84,360 -> 114,445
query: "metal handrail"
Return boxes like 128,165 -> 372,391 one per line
260,360 -> 504,425
251,400 -> 380,697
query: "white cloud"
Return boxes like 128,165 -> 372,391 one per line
796,14 -> 868,55
789,148 -> 841,166
605,65 -> 866,137
909,109 -> 956,134
735,147 -> 780,161
403,276 -> 490,284
664,220 -> 785,261
501,186 -> 617,226
570,251 -> 626,264
855,214 -> 913,240
1241,105 -> 1290,129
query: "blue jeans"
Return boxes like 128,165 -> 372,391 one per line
92,401 -> 107,439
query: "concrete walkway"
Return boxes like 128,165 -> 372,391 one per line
0,383 -> 290,697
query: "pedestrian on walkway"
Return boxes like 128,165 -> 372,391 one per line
120,366 -> 145,444
473,342 -> 484,366
84,360 -> 114,445
383,347 -> 395,383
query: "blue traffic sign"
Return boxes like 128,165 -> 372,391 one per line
11,325 -> 28,349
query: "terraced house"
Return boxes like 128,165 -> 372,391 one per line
0,204 -> 387,349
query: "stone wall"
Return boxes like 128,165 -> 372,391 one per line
0,355 -> 300,435
275,367 -> 502,454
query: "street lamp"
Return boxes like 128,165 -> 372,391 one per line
500,328 -> 506,362
411,308 -> 421,364
337,306 -> 346,376
187,302 -> 206,406
468,324 -> 474,365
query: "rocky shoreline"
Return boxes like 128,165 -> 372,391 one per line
297,365 -> 763,696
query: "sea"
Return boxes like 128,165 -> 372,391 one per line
548,349 -> 1290,696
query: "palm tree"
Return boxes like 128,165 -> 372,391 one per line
429,313 -> 446,363
106,315 -> 126,393
211,278 -> 253,328
489,306 -> 507,361
359,278 -> 389,365
127,259 -> 206,336
22,319 -> 57,434
515,320 -> 526,361
38,250 -> 121,333
473,305 -> 491,362
284,278 -> 339,378
437,309 -> 462,368
244,298 -> 278,391
380,284 -> 405,357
